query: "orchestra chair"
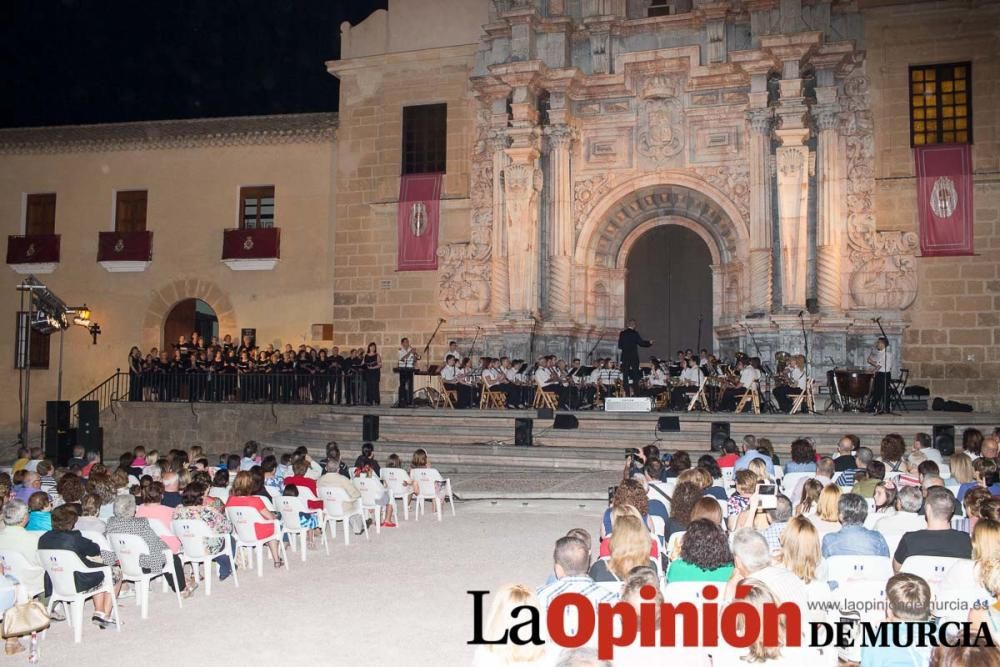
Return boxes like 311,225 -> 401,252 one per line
687,379 -> 711,412
789,378 -> 816,414
533,386 -> 559,411
480,386 -> 507,410
653,390 -> 670,411
734,382 -> 761,415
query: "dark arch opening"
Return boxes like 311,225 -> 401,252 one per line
163,298 -> 218,347
625,225 -> 713,360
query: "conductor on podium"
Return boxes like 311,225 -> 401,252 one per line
618,319 -> 652,397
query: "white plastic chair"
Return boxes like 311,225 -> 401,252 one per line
38,549 -> 120,643
353,477 -> 388,534
274,495 -> 328,560
225,506 -> 289,576
720,467 -> 736,492
208,486 -> 230,503
171,518 -> 239,595
780,472 -> 813,496
900,555 -> 966,588
380,468 -> 413,521
832,579 -> 888,625
79,530 -> 112,552
821,555 -> 893,583
0,549 -> 44,599
411,468 -> 455,522
107,532 -> 182,619
662,581 -> 713,604
318,485 -> 367,545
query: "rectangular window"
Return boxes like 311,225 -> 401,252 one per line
25,193 -> 56,235
240,186 -> 275,229
910,62 -> 972,147
402,103 -> 447,175
14,312 -> 50,369
648,0 -> 671,17
114,190 -> 148,232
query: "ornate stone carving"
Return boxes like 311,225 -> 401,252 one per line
840,74 -> 875,217
775,140 -> 810,310
504,161 -> 544,314
573,173 -> 615,229
847,214 -> 919,311
437,242 -> 492,316
637,97 -> 684,163
692,164 -> 750,223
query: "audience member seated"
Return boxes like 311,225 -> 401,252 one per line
912,431 -> 942,465
833,435 -> 859,473
617,567 -> 710,666
859,574 -> 933,666
55,474 -> 86,513
664,481 -> 702,540
967,557 -> 1000,631
666,519 -> 733,583
760,495 -> 793,554
695,457 -> 728,501
0,500 -> 43,594
106,494 -> 193,597
663,451 -> 691,479
14,472 -> 41,504
38,505 -> 118,629
873,485 -> 926,535
282,459 -> 323,510
962,427 -> 984,461
536,536 -> 618,619
948,452 -> 975,488
757,439 -> 780,468
716,438 -> 740,469
851,460 -> 886,498
317,447 -> 364,535
225,470 -> 284,568
877,433 -> 907,474
794,479 -> 822,518
837,446 -> 873,487
778,516 -> 829,601
789,456 -> 834,506
160,472 -> 183,508
25,492 -> 52,531
807,484 -> 842,538
821,493 -> 889,558
726,528 -> 807,611
601,480 -> 655,542
726,470 -> 758,528
958,458 -> 1000,502
135,481 -> 181,554
641,460 -> 672,514
893,486 -> 972,571
734,439 -> 774,476
784,438 -> 817,475
471,584 -> 556,667
590,514 -> 656,583
171,482 -> 234,581
956,486 -> 994,534
864,480 -> 898,528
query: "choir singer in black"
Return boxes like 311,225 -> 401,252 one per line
617,319 -> 653,397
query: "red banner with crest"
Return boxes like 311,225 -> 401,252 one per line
397,173 -> 442,271
915,144 -> 974,257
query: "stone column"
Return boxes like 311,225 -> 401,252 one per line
504,132 -> 543,318
813,104 -> 843,312
489,129 -> 511,317
544,123 -> 575,321
747,108 -> 774,315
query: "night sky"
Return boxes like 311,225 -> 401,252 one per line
2,0 -> 386,128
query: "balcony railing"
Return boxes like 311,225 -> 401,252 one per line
97,230 -> 153,272
6,234 -> 60,273
222,226 -> 280,270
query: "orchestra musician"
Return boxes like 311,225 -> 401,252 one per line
617,319 -> 653,396
643,358 -> 670,401
670,357 -> 705,410
867,337 -> 893,413
396,337 -> 420,408
773,354 -> 807,413
535,356 -> 565,407
719,357 -> 758,411
444,340 -> 461,365
482,358 -> 516,408
440,355 -> 471,408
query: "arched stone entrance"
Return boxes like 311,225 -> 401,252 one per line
575,175 -> 749,348
141,279 -> 237,349
624,223 -> 714,359
164,299 -> 219,348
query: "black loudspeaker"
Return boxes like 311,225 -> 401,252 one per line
44,400 -> 72,465
553,414 -> 579,430
537,408 -> 554,420
710,421 -> 730,453
515,418 -> 533,447
806,297 -> 819,314
657,416 -> 680,432
933,424 -> 955,457
76,400 -> 103,462
363,415 -> 380,441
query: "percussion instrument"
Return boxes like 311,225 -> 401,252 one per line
831,368 -> 874,412
774,351 -> 791,375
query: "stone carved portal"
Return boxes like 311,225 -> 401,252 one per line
577,180 -> 748,347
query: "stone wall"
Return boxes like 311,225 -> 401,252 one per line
866,2 -> 1000,411
101,403 -> 328,459
327,45 -> 479,400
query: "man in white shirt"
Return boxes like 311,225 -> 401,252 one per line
912,432 -> 943,465
444,340 -> 461,364
534,356 -> 564,406
867,336 -> 893,413
440,356 -> 471,408
396,337 -> 420,407
316,452 -> 365,535
720,359 -> 757,411
873,485 -> 927,535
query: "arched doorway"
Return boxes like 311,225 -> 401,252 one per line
625,225 -> 713,360
163,298 -> 219,347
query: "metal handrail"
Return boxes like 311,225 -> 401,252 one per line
70,369 -> 127,422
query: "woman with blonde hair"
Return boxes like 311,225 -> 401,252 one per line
948,452 -> 975,485
141,450 -> 161,479
747,457 -> 771,483
967,558 -> 1000,632
943,519 -> 1000,593
471,584 -> 554,666
589,514 -> 656,582
795,479 -> 823,517
808,484 -> 842,538
779,516 -> 822,585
